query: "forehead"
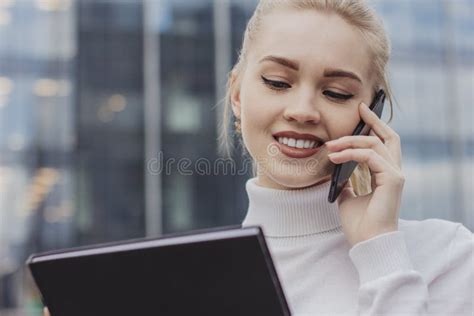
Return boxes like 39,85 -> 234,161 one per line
250,8 -> 373,81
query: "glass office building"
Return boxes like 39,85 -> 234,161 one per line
0,0 -> 472,314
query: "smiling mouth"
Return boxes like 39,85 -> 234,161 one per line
272,136 -> 324,159
273,136 -> 323,149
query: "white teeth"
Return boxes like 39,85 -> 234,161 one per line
296,139 -> 305,148
277,137 -> 320,149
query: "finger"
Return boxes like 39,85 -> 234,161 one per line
328,148 -> 394,176
326,135 -> 396,167
369,128 -> 402,170
360,103 -> 402,168
329,148 -> 405,189
44,307 -> 50,316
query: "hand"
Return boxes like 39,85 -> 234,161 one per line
326,102 -> 405,246
43,307 -> 50,316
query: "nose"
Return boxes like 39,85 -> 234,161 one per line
283,93 -> 321,125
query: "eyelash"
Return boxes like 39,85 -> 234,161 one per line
260,75 -> 354,101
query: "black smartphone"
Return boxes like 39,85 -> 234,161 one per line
328,89 -> 386,203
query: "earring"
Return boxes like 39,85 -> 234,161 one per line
234,117 -> 242,134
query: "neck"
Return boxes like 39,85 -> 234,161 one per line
242,177 -> 342,237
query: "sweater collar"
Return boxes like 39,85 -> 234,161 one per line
242,177 -> 342,237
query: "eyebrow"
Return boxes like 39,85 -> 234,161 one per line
258,55 -> 363,84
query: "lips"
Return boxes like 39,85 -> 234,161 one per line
272,138 -> 324,159
270,130 -> 325,158
272,131 -> 325,143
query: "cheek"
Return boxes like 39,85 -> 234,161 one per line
326,107 -> 360,140
240,83 -> 279,130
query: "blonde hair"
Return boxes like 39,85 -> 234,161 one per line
218,0 -> 396,196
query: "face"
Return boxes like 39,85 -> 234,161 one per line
231,8 -> 376,190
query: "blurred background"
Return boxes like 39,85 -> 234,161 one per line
0,0 -> 472,314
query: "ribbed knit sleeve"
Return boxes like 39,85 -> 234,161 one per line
349,227 -> 473,315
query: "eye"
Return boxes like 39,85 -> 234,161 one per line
323,90 -> 354,101
261,75 -> 291,91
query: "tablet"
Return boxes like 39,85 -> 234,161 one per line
27,225 -> 292,316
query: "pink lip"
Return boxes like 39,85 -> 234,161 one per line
272,139 -> 323,159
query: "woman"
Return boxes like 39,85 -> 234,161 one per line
219,0 -> 473,315
44,1 -> 472,315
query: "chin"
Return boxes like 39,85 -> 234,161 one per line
283,150 -> 335,187
250,138 -> 336,190
257,154 -> 334,190
269,173 -> 331,190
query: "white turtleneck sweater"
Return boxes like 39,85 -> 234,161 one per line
241,177 -> 473,316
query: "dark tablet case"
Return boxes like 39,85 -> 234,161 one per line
27,225 -> 291,316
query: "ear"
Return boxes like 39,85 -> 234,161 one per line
230,70 -> 242,119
